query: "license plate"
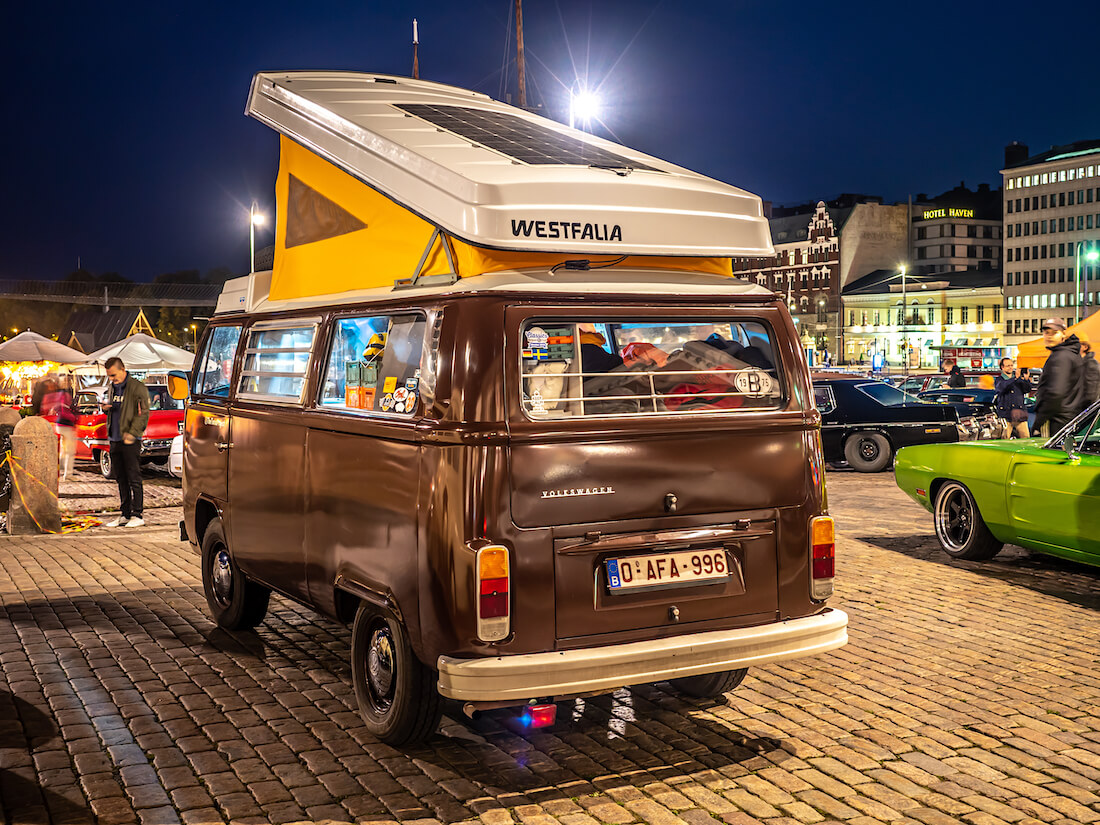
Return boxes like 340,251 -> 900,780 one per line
606,549 -> 729,592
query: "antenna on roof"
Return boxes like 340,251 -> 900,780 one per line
514,0 -> 527,108
412,19 -> 419,80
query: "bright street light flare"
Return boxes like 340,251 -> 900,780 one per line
569,89 -> 601,130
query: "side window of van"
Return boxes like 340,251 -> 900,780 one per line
237,319 -> 318,404
520,317 -> 785,419
320,313 -> 429,416
192,325 -> 243,399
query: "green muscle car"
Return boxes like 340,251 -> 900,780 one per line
894,400 -> 1100,567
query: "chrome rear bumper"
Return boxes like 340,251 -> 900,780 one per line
436,608 -> 848,701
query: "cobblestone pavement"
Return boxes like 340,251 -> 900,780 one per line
57,466 -> 182,519
1,471 -> 1098,825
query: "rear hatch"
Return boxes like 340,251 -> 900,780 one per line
507,306 -> 810,643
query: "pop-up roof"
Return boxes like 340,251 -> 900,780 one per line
245,71 -> 773,300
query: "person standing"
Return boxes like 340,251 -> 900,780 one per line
994,357 -> 1032,439
1031,318 -> 1084,437
1080,340 -> 1100,409
101,357 -> 150,527
945,360 -> 965,388
45,375 -> 78,480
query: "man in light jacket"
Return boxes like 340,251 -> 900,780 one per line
101,357 -> 150,527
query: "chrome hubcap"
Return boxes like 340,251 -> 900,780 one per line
212,549 -> 234,605
935,487 -> 972,551
367,627 -> 395,707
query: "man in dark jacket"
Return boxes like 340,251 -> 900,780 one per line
100,357 -> 151,527
1080,340 -> 1100,410
994,357 -> 1032,438
1032,318 -> 1084,437
945,361 -> 965,388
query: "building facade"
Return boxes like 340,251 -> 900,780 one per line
1002,139 -> 1100,345
912,183 -> 1002,274
733,197 -> 907,363
841,268 -> 1004,369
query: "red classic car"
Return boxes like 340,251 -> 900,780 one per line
68,385 -> 185,477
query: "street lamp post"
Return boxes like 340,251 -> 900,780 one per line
899,264 -> 907,372
249,201 -> 266,274
190,324 -> 197,351
1074,241 -> 1099,325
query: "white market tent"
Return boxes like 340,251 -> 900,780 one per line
0,331 -> 86,364
81,333 -> 194,372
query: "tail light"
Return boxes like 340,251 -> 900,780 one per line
476,544 -> 510,642
810,516 -> 835,600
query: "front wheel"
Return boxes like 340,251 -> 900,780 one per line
201,517 -> 271,629
98,449 -> 112,478
843,431 -> 893,472
669,668 -> 748,699
933,481 -> 1003,560
351,604 -> 442,746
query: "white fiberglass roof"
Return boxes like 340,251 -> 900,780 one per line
246,71 -> 773,258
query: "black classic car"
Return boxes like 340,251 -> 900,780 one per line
813,375 -> 968,472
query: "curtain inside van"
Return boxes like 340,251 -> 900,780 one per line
271,136 -> 734,301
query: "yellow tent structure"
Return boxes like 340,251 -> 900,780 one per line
271,136 -> 736,301
1016,312 -> 1100,368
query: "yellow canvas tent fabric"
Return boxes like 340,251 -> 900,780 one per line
271,136 -> 734,301
1016,313 -> 1100,368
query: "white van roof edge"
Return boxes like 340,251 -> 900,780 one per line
214,269 -> 775,316
246,71 -> 774,259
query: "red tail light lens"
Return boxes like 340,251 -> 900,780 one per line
810,516 -> 835,600
476,545 -> 510,642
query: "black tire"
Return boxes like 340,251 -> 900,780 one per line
933,481 -> 1003,561
670,668 -> 748,698
351,603 -> 442,746
843,431 -> 893,472
98,450 -> 112,479
201,517 -> 270,629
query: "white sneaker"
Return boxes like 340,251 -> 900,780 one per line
124,517 -> 145,528
105,517 -> 128,527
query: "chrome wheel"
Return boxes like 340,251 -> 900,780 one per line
934,484 -> 972,552
932,481 -> 1003,561
212,548 -> 234,606
365,624 -> 396,711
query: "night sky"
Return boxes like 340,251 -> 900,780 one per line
5,0 -> 1100,283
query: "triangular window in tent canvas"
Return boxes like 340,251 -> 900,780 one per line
285,174 -> 368,248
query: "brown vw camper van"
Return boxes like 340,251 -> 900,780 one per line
176,71 -> 847,746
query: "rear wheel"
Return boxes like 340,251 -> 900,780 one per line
843,431 -> 892,472
201,517 -> 271,629
98,449 -> 112,478
351,603 -> 442,746
670,668 -> 748,698
933,481 -> 1003,560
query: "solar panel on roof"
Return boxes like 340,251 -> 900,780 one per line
394,103 -> 662,171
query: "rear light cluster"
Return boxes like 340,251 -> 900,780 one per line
810,516 -> 835,600
476,545 -> 510,642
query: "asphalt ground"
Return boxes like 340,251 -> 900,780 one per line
1,469 -> 1098,825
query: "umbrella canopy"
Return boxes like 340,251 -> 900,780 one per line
82,333 -> 194,371
0,330 -> 86,364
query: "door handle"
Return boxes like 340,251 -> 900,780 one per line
216,441 -> 233,452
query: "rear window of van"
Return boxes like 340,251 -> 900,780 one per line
519,318 -> 784,419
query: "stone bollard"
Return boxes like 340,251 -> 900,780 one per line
8,416 -> 61,535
